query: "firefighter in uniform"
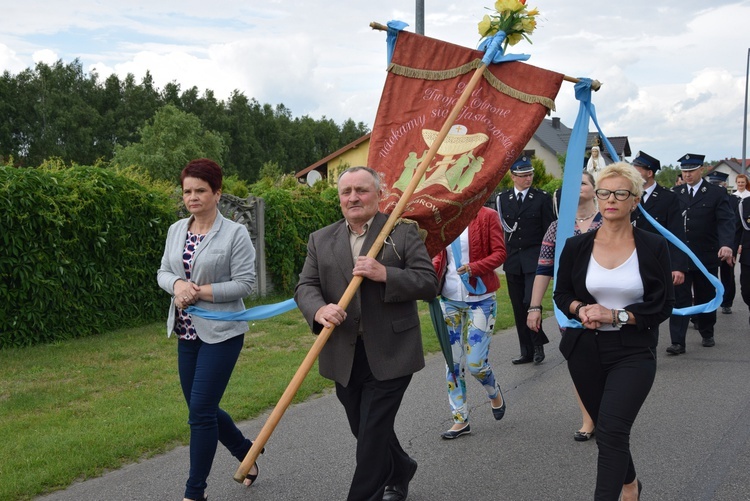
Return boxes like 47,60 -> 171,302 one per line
496,155 -> 556,364
667,154 -> 735,354
631,150 -> 687,286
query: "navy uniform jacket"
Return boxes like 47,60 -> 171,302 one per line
674,180 -> 736,269
496,187 -> 556,275
631,183 -> 688,273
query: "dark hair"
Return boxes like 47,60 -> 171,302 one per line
181,158 -> 222,193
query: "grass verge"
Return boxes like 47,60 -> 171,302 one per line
0,276 -> 553,500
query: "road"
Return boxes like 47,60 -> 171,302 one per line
37,297 -> 750,500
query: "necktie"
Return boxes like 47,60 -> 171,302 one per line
517,192 -> 524,207
689,187 -> 694,199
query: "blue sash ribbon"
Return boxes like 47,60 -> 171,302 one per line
479,31 -> 531,65
450,238 -> 486,295
186,298 -> 297,321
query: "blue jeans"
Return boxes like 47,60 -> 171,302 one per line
178,335 -> 251,500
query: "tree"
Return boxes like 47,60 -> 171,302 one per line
111,104 -> 226,181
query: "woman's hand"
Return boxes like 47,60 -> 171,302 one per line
578,303 -> 611,330
174,280 -> 200,309
527,311 -> 542,332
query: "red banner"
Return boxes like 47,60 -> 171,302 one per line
369,30 -> 563,257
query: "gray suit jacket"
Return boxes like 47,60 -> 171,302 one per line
294,212 -> 438,386
157,210 -> 256,343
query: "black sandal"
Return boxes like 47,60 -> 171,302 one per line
245,462 -> 259,487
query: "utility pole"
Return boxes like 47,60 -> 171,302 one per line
416,0 -> 424,35
743,48 -> 749,173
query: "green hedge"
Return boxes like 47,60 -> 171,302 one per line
0,165 -> 175,348
251,177 -> 341,292
1,166 -> 342,347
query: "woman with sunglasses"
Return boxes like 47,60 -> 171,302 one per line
554,162 -> 675,501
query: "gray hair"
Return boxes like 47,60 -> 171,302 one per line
338,166 -> 381,191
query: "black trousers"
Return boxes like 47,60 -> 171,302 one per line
567,330 -> 656,501
335,338 -> 413,501
669,267 -> 718,345
741,263 -> 750,308
719,261 -> 736,308
506,271 -> 549,357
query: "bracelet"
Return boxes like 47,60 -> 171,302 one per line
527,305 -> 542,313
574,302 -> 586,318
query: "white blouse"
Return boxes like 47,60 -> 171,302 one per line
585,250 -> 644,331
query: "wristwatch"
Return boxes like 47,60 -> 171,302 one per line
616,309 -> 629,327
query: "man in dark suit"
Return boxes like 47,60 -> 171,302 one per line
706,171 -> 739,314
667,154 -> 736,354
631,151 -> 687,286
295,166 -> 438,501
496,156 -> 556,364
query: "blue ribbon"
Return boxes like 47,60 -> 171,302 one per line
552,78 -> 723,328
385,20 -> 409,66
552,79 -> 602,329
479,31 -> 530,65
186,298 -> 297,321
634,205 -> 724,315
450,238 -> 486,294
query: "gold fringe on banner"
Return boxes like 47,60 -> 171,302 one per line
387,59 -> 557,111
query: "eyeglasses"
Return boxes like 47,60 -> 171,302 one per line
595,189 -> 634,201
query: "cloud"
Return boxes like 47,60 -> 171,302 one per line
0,44 -> 25,74
32,49 -> 59,65
2,0 -> 749,164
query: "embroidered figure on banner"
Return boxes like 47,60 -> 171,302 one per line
393,124 -> 488,194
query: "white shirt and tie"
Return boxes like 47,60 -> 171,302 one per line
642,183 -> 656,204
516,189 -> 529,206
687,179 -> 703,199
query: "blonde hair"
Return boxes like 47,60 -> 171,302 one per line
597,162 -> 644,199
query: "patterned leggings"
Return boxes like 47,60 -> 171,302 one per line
440,297 -> 500,423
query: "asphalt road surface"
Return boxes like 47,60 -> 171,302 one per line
37,293 -> 750,501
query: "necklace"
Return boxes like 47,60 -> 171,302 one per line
575,211 -> 596,222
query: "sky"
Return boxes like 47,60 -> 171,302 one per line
2,0 -> 749,167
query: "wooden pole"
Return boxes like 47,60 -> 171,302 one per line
233,48 -> 489,484
369,22 -> 602,91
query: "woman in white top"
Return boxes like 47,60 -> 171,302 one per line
554,163 -> 675,501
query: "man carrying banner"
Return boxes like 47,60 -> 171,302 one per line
668,154 -> 735,354
496,155 -> 556,364
295,166 -> 438,501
